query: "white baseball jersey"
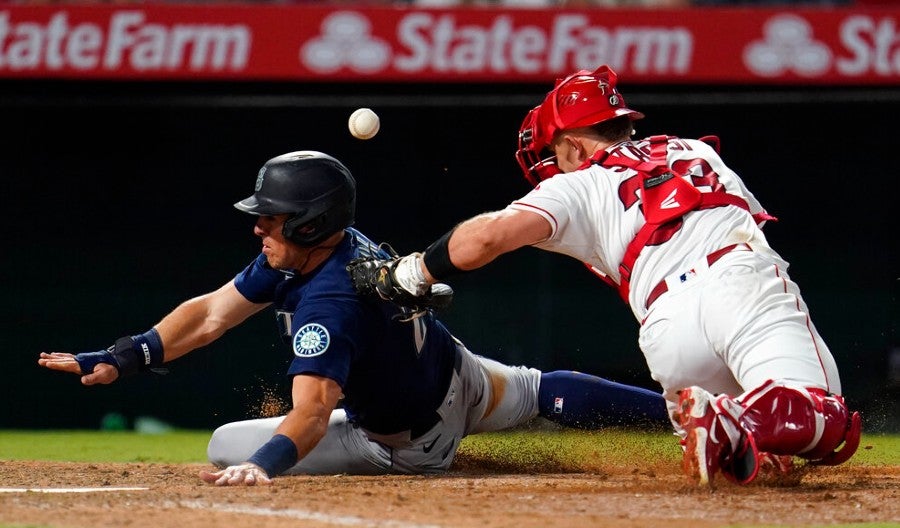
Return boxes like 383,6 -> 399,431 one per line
509,137 -> 777,320
508,136 -> 841,410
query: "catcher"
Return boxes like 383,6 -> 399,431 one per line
39,150 -> 668,485
347,66 -> 862,486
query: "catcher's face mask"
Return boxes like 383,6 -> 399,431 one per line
515,106 -> 561,187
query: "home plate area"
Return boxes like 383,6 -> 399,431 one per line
0,461 -> 895,528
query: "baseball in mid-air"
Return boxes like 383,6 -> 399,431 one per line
348,108 -> 380,140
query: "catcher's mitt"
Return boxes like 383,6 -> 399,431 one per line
347,256 -> 453,320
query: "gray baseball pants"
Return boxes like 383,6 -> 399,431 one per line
207,343 -> 541,475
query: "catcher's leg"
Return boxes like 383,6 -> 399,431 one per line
676,386 -> 751,486
737,380 -> 862,465
677,380 -> 861,486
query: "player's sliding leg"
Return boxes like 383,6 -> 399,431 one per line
206,410 -> 393,476
537,370 -> 669,429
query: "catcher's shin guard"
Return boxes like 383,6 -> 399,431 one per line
737,380 -> 862,466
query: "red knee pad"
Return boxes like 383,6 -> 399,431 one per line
737,381 -> 861,465
803,389 -> 862,465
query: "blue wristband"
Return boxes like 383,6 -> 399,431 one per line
247,434 -> 298,478
73,328 -> 166,378
131,328 -> 164,369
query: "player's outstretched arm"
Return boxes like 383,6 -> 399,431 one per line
421,208 -> 552,282
347,208 -> 551,307
199,373 -> 342,486
38,280 -> 268,385
153,280 -> 268,360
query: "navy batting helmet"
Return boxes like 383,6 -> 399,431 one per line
234,151 -> 356,247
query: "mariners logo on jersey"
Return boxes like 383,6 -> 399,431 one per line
293,323 -> 331,357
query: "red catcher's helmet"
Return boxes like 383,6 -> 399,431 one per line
515,65 -> 644,187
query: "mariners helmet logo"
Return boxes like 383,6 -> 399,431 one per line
254,166 -> 266,191
293,323 -> 331,357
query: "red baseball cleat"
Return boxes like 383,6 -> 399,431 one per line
677,386 -> 755,486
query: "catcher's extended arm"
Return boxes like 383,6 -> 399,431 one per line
347,255 -> 453,318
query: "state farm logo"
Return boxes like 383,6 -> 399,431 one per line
744,14 -> 900,79
0,11 -> 250,72
301,12 -> 390,73
298,11 -> 692,76
744,15 -> 831,77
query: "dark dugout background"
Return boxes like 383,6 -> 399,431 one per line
1,81 -> 897,432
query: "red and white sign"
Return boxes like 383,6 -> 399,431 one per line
0,4 -> 897,84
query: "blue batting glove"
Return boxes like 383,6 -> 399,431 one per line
74,350 -> 119,375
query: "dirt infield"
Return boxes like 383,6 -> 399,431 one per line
1,460 -> 897,527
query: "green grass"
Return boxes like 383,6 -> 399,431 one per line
1,429 -> 897,468
847,433 -> 900,465
455,428 -> 680,472
0,430 -> 211,463
455,428 -> 900,472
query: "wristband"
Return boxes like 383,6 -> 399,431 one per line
422,228 -> 463,281
131,328 -> 165,369
74,328 -> 165,377
100,328 -> 166,377
246,434 -> 298,478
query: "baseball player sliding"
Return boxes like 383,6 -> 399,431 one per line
348,65 -> 862,486
39,150 -> 669,485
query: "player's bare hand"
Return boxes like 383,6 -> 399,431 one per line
199,463 -> 273,486
38,352 -> 120,385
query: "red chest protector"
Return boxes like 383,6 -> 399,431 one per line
586,135 -> 774,304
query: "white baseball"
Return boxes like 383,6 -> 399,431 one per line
348,108 -> 380,140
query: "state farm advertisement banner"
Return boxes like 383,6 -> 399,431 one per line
0,4 -> 897,84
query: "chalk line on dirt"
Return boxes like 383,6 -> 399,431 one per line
177,500 -> 443,528
0,487 -> 150,493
